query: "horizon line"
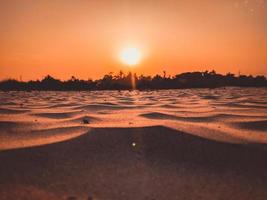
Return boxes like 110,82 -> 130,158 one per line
1,69 -> 267,82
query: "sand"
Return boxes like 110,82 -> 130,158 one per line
0,88 -> 267,199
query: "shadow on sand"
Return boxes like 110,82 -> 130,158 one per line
1,126 -> 267,199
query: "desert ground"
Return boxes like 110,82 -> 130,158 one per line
0,88 -> 267,200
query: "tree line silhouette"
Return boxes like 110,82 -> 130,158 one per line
0,70 -> 266,91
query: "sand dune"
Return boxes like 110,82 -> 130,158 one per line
0,88 -> 267,199
0,88 -> 267,146
1,126 -> 267,199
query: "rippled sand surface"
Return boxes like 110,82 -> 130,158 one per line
0,88 -> 267,199
1,88 -> 267,149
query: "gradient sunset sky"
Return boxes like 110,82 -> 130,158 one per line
0,0 -> 266,80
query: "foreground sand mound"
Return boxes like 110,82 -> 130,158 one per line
1,126 -> 267,200
1,89 -> 267,199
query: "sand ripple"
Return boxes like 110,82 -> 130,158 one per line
1,88 -> 267,199
0,88 -> 267,150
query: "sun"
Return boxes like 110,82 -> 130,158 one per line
120,47 -> 141,66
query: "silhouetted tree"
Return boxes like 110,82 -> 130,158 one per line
0,70 -> 266,91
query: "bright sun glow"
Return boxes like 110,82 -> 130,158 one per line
120,47 -> 141,66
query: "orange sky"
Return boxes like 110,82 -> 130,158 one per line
0,0 -> 266,80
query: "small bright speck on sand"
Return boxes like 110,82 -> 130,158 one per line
132,142 -> 136,147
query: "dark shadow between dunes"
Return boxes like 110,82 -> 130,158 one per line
0,108 -> 30,114
32,111 -> 80,119
232,120 -> 267,131
140,112 -> 265,123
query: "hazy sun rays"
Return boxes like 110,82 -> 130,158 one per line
118,46 -> 142,89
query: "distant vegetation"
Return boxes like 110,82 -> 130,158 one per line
0,70 -> 266,91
